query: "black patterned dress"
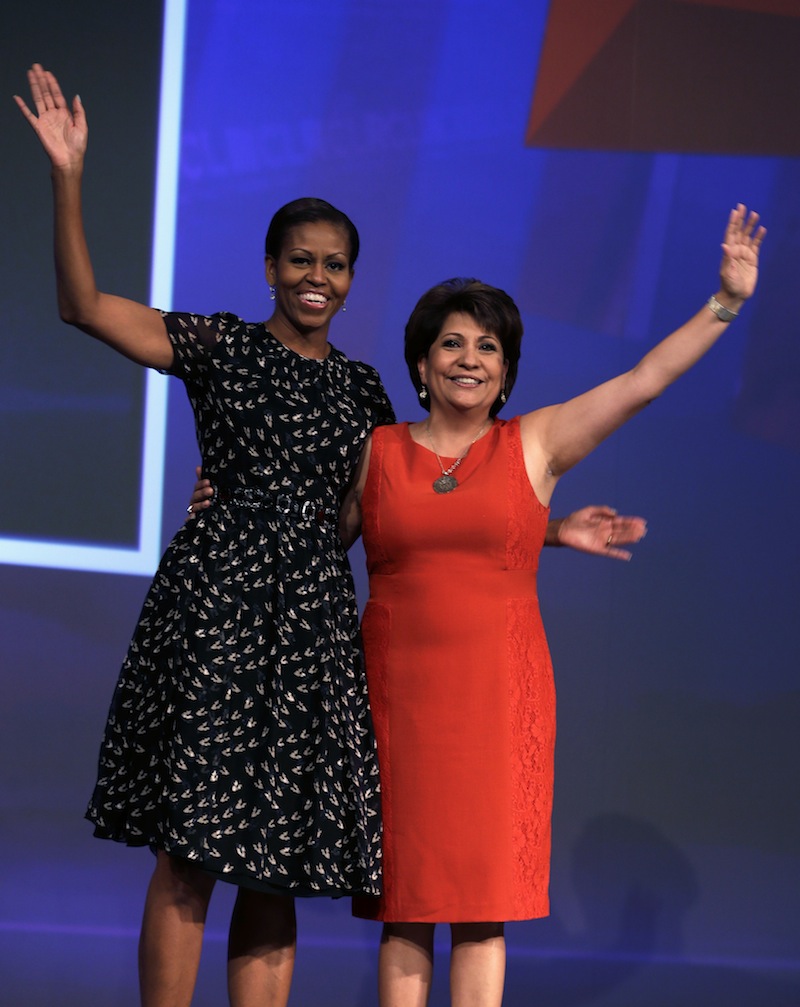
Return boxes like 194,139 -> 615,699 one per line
86,312 -> 395,897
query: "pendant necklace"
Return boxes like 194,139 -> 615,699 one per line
425,419 -> 488,494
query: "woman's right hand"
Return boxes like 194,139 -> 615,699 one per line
551,505 -> 647,561
14,62 -> 174,370
186,467 -> 214,518
14,64 -> 87,171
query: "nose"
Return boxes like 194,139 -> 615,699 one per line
306,260 -> 326,285
457,344 -> 480,368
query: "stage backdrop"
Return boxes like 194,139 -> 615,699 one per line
2,2 -> 798,1005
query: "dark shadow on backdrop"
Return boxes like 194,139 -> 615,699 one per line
0,1 -> 163,546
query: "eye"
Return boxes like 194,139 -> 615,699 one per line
441,337 -> 461,348
480,340 -> 499,352
290,255 -> 310,266
326,261 -> 347,272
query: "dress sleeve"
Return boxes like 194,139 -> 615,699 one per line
160,311 -> 227,379
366,366 -> 396,428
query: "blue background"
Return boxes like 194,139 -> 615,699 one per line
1,1 -> 798,1004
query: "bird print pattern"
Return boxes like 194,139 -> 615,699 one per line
86,312 -> 395,896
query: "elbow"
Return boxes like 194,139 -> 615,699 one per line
58,304 -> 80,326
57,293 -> 93,329
56,289 -> 81,325
629,365 -> 666,408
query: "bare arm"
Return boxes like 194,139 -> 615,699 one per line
338,436 -> 373,550
521,205 -> 765,504
14,64 -> 172,369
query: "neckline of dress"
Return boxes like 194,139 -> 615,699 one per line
403,418 -> 497,461
265,327 -> 336,362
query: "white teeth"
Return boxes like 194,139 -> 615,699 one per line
299,293 -> 327,304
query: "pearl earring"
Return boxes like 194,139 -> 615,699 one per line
419,385 -> 428,401
269,285 -> 276,301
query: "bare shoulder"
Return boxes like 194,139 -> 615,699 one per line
517,407 -> 559,505
518,405 -> 555,444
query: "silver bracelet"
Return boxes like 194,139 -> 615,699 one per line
707,294 -> 738,323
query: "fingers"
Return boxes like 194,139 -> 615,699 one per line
571,504 -> 616,524
28,63 -> 57,113
605,521 -> 645,559
71,93 -> 85,126
12,93 -> 34,120
611,516 -> 647,543
725,204 -> 766,249
601,530 -> 634,561
187,476 -> 214,518
42,67 -> 67,110
739,208 -> 761,243
20,63 -> 72,119
186,488 -> 212,517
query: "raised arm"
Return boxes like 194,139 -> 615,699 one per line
520,205 -> 765,505
14,64 -> 172,369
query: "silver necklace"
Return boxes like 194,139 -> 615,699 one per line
425,420 -> 488,494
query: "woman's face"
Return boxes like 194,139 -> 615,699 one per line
418,312 -> 508,417
265,221 -> 354,336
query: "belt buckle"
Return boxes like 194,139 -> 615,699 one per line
276,493 -> 293,515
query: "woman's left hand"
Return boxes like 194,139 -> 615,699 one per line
186,466 -> 213,518
720,203 -> 766,302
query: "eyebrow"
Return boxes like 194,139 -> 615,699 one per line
440,330 -> 498,340
287,246 -> 348,258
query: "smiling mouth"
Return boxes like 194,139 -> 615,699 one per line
449,376 -> 482,387
298,291 -> 329,308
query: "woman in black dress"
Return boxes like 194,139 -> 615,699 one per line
16,63 -> 395,1007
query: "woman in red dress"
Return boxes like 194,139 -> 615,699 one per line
342,205 -> 764,1006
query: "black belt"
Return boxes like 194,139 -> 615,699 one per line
213,484 -> 337,525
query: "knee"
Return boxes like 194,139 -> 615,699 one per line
381,922 -> 435,953
151,851 -> 215,910
233,890 -> 297,948
450,922 -> 505,946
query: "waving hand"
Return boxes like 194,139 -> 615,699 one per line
719,203 -> 766,302
14,63 -> 87,170
13,63 -> 173,369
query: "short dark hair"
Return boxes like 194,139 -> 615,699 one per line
264,197 -> 360,266
404,278 -> 523,416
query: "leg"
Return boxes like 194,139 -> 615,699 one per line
449,923 -> 506,1007
139,850 -> 216,1007
379,922 -> 435,1007
227,889 -> 297,1007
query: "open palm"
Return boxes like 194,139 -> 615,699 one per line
557,506 -> 647,561
720,203 -> 766,301
14,63 -> 87,169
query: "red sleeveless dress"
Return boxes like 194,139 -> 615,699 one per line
353,417 -> 556,923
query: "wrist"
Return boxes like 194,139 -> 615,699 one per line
708,292 -> 743,322
50,160 -> 84,183
548,517 -> 566,547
